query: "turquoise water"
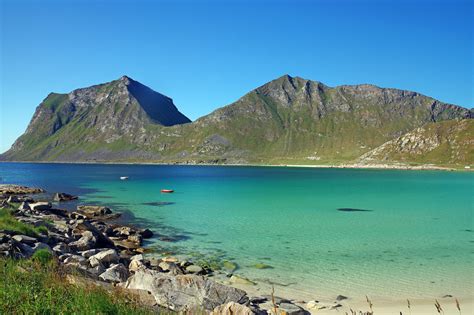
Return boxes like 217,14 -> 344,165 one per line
1,163 -> 473,300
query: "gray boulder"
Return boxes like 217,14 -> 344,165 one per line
69,231 -> 97,251
29,202 -> 52,211
12,234 -> 37,245
89,249 -> 119,265
122,269 -> 249,311
54,192 -> 78,202
99,263 -> 129,283
18,202 -> 31,211
212,302 -> 254,315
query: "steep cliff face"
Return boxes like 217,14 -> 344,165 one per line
2,75 -> 471,165
358,119 -> 474,166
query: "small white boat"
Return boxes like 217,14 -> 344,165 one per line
120,176 -> 129,180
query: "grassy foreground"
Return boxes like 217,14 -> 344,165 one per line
0,205 -> 157,314
0,256 -> 155,314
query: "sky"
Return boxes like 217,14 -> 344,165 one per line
0,0 -> 472,153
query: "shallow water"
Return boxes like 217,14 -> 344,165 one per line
1,163 -> 473,300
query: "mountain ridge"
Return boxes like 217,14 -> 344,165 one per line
2,75 -> 472,167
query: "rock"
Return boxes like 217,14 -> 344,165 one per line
53,192 -> 78,202
53,243 -> 70,254
18,202 -> 31,211
29,202 -> 52,211
130,254 -> 144,261
0,184 -> 43,195
230,275 -> 256,285
111,239 -> 140,251
162,256 -> 178,263
77,205 -> 112,218
72,220 -> 115,248
80,248 -> 102,258
88,264 -> 106,277
69,231 -> 97,251
223,260 -> 238,272
262,296 -> 291,305
63,254 -> 87,265
99,263 -> 129,283
306,301 -> 320,311
273,303 -> 307,315
335,295 -> 348,301
185,265 -> 204,274
12,234 -> 37,245
113,226 -> 135,236
89,256 -> 103,268
250,296 -> 268,304
212,301 -> 254,315
253,263 -> 273,269
139,228 -> 153,238
158,261 -> 173,271
7,195 -> 20,203
129,259 -> 146,272
123,269 -> 249,311
89,249 -> 119,265
127,234 -> 142,245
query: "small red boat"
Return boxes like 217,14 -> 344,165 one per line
161,189 -> 174,193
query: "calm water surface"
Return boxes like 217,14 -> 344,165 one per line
1,163 -> 473,300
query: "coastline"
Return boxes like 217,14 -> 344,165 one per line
1,159 -> 471,172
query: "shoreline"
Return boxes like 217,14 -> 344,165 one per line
1,159 -> 471,172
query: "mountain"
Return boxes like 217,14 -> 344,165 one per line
2,76 -> 190,161
2,75 -> 472,167
358,119 -> 473,167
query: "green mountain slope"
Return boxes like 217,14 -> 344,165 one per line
1,75 -> 472,166
358,119 -> 474,167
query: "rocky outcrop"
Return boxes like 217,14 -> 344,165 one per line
123,269 -> 249,311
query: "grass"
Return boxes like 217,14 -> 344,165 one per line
0,206 -> 47,237
0,256 -> 157,314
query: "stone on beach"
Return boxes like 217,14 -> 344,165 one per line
211,301 -> 254,315
230,275 -> 256,285
29,202 -> 52,211
185,264 -> 204,274
69,231 -> 97,251
12,234 -> 37,245
99,263 -> 129,283
89,249 -> 119,265
54,192 -> 78,202
123,269 -> 249,311
77,205 -> 112,218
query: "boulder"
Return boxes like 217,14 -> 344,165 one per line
72,220 -> 114,248
53,193 -> 78,202
63,254 -> 87,265
212,301 -> 254,315
123,269 -> 249,311
127,234 -> 142,245
77,205 -> 112,218
18,202 -> 31,211
99,263 -> 129,283
29,202 -> 52,211
80,248 -> 103,258
12,234 -> 37,245
89,249 -> 119,265
69,231 -> 97,251
230,275 -> 256,285
7,195 -> 20,203
270,303 -> 307,315
129,259 -> 146,272
139,228 -> 153,238
53,243 -> 70,254
185,264 -> 204,274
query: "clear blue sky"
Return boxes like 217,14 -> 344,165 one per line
1,0 -> 472,153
